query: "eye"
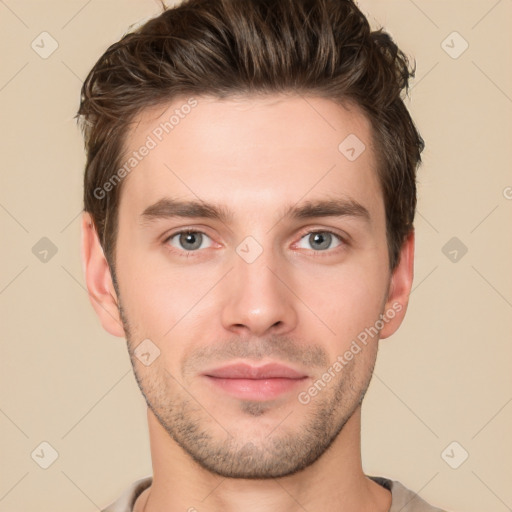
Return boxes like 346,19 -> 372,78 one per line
163,228 -> 346,258
165,230 -> 213,252
296,230 -> 344,252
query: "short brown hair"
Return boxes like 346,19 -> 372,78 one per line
77,0 -> 424,274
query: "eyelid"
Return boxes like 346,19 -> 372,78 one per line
295,227 -> 349,243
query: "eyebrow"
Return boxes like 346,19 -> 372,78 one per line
139,196 -> 371,227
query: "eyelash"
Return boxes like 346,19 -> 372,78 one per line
163,229 -> 348,259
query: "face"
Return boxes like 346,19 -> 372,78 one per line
84,94 -> 413,479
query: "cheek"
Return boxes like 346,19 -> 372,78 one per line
115,252 -> 177,336
116,249 -> 218,351
295,258 -> 388,343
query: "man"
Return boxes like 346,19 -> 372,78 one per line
78,0 -> 448,510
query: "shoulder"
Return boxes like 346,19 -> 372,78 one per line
368,475 -> 450,512
101,476 -> 153,512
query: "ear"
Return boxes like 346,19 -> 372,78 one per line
80,211 -> 125,338
379,229 -> 415,340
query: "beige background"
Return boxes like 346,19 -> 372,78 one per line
1,0 -> 511,511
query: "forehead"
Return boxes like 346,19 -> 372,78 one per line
117,94 -> 383,227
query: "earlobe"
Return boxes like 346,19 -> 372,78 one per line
379,230 -> 415,340
80,211 -> 125,338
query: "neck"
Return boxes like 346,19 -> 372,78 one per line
138,406 -> 391,512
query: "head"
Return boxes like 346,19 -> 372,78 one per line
79,0 -> 423,479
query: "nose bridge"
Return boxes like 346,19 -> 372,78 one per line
236,236 -> 279,291
220,234 -> 297,336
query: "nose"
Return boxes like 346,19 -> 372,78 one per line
220,244 -> 298,338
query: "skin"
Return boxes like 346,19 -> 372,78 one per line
81,94 -> 414,512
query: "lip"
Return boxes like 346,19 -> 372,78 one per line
202,363 -> 309,401
204,362 -> 307,379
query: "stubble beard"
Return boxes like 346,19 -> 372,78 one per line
117,296 -> 376,479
